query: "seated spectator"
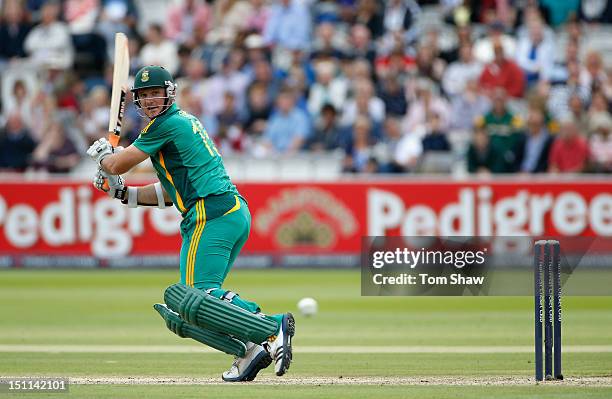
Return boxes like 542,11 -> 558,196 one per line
587,91 -> 611,129
580,51 -> 608,93
343,116 -> 378,173
165,0 -> 210,44
30,120 -> 79,173
207,0 -> 253,45
449,79 -> 490,131
515,20 -> 554,87
307,60 -> 348,118
566,93 -> 590,134
139,24 -> 179,75
263,87 -> 310,154
548,61 -> 590,121
0,113 -> 36,171
466,126 -> 504,175
310,21 -> 348,60
2,79 -> 33,124
394,124 -> 423,172
24,0 -> 74,69
340,79 -> 385,128
203,54 -> 250,117
421,113 -> 451,153
345,24 -> 376,66
403,79 -> 449,134
244,82 -> 272,137
548,116 -> 589,173
377,73 -> 408,117
473,21 -> 517,64
476,88 -> 522,137
588,112 -> 612,172
263,0 -> 311,51
517,108 -> 555,173
78,86 -> 109,144
413,43 -> 446,84
476,88 -> 524,172
355,0 -> 384,40
245,0 -> 271,34
375,116 -> 405,173
305,103 -> 342,152
549,39 -> 580,85
382,0 -> 420,44
442,43 -> 483,98
0,0 -> 31,62
479,40 -> 525,98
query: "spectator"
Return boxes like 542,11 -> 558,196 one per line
0,113 -> 36,171
449,79 -> 490,131
588,112 -> 612,172
517,108 -> 555,173
548,116 -> 589,173
244,82 -> 272,137
139,24 -> 179,75
340,78 -> 385,129
382,0 -> 420,44
374,116 -> 405,173
580,51 -> 608,93
305,103 -> 342,152
343,115 -> 378,173
165,0 -> 210,44
203,54 -> 250,117
0,0 -> 31,62
378,73 -> 408,117
346,24 -> 377,66
263,0 -> 312,51
245,0 -> 271,34
2,79 -> 33,124
515,21 -> 555,86
467,126 -> 504,175
394,123 -> 423,172
207,0 -> 253,45
24,0 -> 74,70
308,60 -> 348,118
549,39 -> 580,85
548,61 -> 590,120
566,93 -> 590,134
249,58 -> 282,104
476,88 -> 524,172
310,21 -> 347,60
479,39 -> 525,98
421,113 -> 451,153
77,86 -> 109,144
355,0 -> 384,39
30,120 -> 79,173
403,79 -> 449,134
263,87 -> 310,154
473,21 -> 517,64
442,43 -> 483,98
413,43 -> 446,84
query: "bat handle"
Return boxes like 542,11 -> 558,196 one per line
102,133 -> 121,191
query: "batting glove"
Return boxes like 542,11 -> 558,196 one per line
93,168 -> 127,200
87,138 -> 115,167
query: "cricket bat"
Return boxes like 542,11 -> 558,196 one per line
103,32 -> 129,190
108,32 -> 130,147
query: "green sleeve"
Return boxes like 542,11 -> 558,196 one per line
133,121 -> 172,156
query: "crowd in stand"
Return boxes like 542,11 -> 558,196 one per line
0,0 -> 611,175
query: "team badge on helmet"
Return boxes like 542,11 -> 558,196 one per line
141,70 -> 149,82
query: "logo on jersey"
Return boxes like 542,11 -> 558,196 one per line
141,70 -> 149,82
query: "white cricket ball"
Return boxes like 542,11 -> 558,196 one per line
297,297 -> 318,317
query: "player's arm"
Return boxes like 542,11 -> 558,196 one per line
93,169 -> 173,208
127,183 -> 174,207
87,138 -> 149,175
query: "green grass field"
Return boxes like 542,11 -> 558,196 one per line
1,269 -> 611,398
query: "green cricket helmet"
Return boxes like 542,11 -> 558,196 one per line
131,65 -> 177,116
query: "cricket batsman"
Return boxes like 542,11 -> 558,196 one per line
86,65 -> 294,382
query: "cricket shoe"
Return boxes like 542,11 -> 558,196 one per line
265,313 -> 295,376
222,342 -> 272,382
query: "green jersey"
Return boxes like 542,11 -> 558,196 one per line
133,104 -> 239,215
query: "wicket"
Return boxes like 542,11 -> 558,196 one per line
534,240 -> 563,382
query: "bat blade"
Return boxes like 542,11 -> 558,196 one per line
108,32 -> 130,147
